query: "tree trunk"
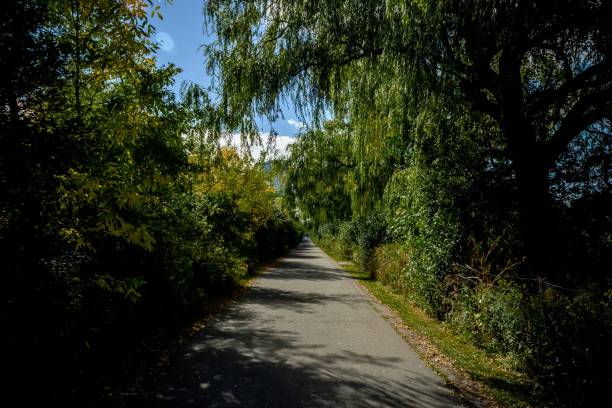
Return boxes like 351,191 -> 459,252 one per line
498,51 -> 556,278
512,145 -> 555,278
501,105 -> 555,278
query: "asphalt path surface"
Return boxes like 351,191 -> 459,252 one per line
145,238 -> 462,407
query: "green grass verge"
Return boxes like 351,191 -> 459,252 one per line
316,238 -> 535,408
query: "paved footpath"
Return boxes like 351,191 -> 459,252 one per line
145,238 -> 463,407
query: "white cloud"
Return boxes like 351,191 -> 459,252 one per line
223,133 -> 296,160
155,31 -> 175,52
287,119 -> 305,129
274,135 -> 297,156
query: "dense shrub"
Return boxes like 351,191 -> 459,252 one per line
383,167 -> 463,316
371,241 -> 612,405
371,243 -> 409,290
523,290 -> 612,406
316,212 -> 387,273
446,282 -> 527,355
256,208 -> 305,260
317,221 -> 339,240
337,220 -> 357,258
352,212 -> 388,276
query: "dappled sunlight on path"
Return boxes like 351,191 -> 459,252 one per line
142,239 -> 462,407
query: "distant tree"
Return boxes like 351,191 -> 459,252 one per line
283,121 -> 354,228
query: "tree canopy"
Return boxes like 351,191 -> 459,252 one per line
204,0 -> 611,271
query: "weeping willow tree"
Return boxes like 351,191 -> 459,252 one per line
204,0 -> 611,275
283,120 -> 352,227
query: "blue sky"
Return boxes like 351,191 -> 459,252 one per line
151,0 -> 303,138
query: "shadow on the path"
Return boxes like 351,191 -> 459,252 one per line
140,315 -> 459,407
136,240 -> 460,407
262,261 -> 348,282
244,286 -> 363,313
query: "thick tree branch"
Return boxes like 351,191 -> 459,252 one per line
545,85 -> 612,168
526,62 -> 611,116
